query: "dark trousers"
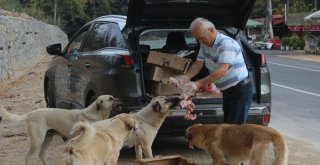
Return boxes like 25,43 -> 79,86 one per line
222,78 -> 253,124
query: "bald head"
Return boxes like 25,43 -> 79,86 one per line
190,18 -> 215,34
190,18 -> 216,46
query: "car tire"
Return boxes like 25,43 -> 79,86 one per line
45,80 -> 55,108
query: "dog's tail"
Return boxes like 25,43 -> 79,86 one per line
69,122 -> 96,148
273,135 -> 288,165
0,104 -> 27,122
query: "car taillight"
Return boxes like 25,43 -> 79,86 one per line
263,113 -> 270,125
261,54 -> 267,65
121,55 -> 133,65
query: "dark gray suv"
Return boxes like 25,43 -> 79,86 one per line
44,0 -> 271,135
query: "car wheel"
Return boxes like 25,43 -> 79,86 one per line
45,80 -> 55,108
86,92 -> 97,107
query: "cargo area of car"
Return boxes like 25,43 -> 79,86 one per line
137,29 -> 258,104
132,28 -> 270,132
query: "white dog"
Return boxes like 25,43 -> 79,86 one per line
124,96 -> 180,160
63,113 -> 137,165
0,95 -> 121,165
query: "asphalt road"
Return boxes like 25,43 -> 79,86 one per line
263,51 -> 320,149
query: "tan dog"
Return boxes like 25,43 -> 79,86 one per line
63,113 -> 137,165
0,95 -> 121,165
185,124 -> 288,165
124,96 -> 180,160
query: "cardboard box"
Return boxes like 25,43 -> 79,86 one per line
145,81 -> 181,95
146,51 -> 191,73
138,155 -> 197,165
144,66 -> 181,83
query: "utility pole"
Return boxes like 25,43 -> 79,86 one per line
267,0 -> 274,39
315,0 -> 317,11
53,0 -> 58,25
284,0 -> 289,24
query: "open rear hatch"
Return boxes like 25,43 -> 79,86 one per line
126,0 -> 256,31
127,0 -> 256,103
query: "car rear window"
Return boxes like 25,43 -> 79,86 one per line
139,30 -> 196,49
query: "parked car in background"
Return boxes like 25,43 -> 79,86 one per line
44,0 -> 271,136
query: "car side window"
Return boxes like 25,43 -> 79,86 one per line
83,24 -> 107,51
66,26 -> 90,54
83,23 -> 127,52
104,23 -> 127,49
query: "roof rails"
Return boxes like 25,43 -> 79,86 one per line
92,15 -> 127,22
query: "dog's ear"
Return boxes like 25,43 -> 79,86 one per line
126,121 -> 135,131
96,99 -> 103,111
125,116 -> 137,131
152,101 -> 161,112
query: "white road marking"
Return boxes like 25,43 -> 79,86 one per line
268,62 -> 320,72
272,83 -> 320,97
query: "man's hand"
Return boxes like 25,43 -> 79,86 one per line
195,79 -> 208,93
195,79 -> 220,94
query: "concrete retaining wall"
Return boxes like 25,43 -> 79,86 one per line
0,15 -> 68,84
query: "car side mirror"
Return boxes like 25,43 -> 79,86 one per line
46,43 -> 62,55
69,48 -> 79,61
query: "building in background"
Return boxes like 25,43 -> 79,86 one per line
245,19 -> 263,41
287,12 -> 320,37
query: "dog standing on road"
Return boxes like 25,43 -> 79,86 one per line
0,95 -> 121,165
185,123 -> 288,165
63,113 -> 137,165
124,96 -> 180,160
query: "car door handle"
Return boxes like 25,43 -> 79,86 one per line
84,63 -> 91,69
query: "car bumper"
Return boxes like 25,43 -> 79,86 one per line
158,103 -> 271,136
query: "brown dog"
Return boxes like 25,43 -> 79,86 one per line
0,95 -> 121,165
63,113 -> 137,165
185,124 -> 288,165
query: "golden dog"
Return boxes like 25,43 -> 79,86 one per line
63,113 -> 137,165
0,95 -> 121,165
185,124 -> 288,165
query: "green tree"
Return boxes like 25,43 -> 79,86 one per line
251,0 -> 266,18
85,0 -> 112,19
59,0 -> 88,36
85,0 -> 128,19
109,0 -> 128,15
1,0 -> 128,36
290,0 -> 310,12
251,0 -> 284,18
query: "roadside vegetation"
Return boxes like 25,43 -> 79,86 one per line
0,0 -> 317,38
0,0 -> 127,37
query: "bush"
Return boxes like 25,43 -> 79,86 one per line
282,36 -> 304,49
281,37 -> 290,46
289,35 -> 304,49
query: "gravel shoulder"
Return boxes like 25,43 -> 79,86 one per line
0,55 -> 320,165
